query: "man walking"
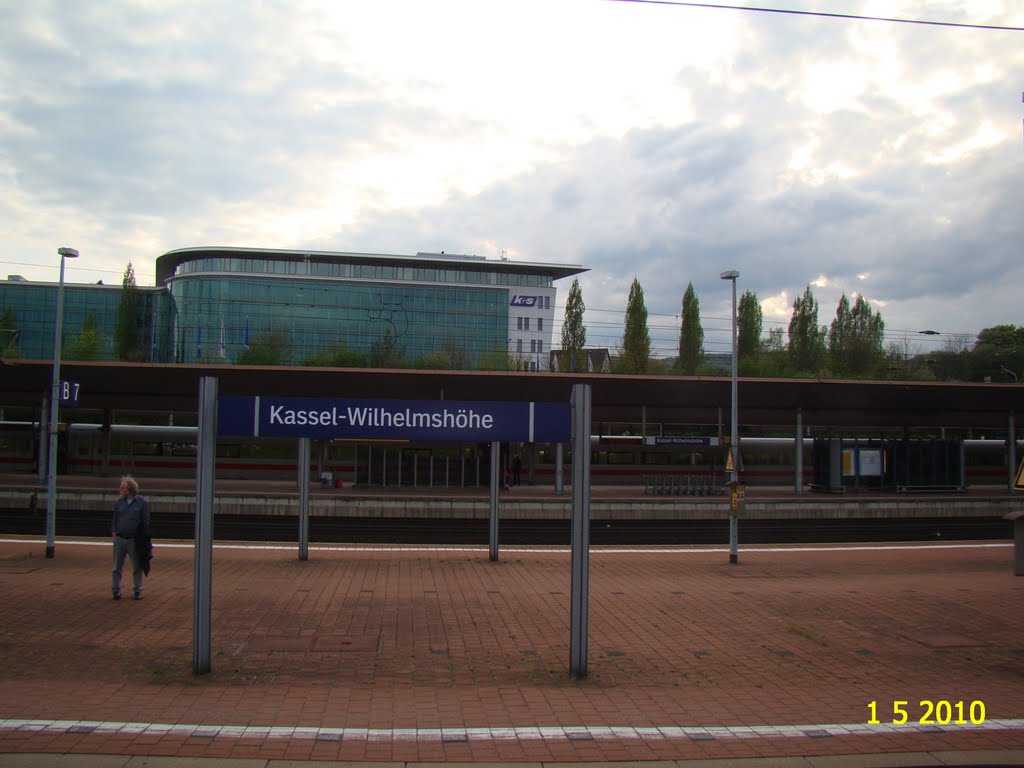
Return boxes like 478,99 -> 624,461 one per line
111,476 -> 150,600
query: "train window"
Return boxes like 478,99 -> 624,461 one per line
643,452 -> 671,465
216,444 -> 240,458
170,443 -> 197,457
0,437 -> 30,456
329,444 -> 356,462
605,450 -> 637,465
238,442 -> 296,459
131,442 -> 164,456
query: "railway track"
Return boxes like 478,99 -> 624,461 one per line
0,508 -> 1012,545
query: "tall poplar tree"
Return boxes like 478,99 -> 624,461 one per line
618,277 -> 651,374
559,278 -> 587,372
828,294 -> 885,376
115,262 -> 141,361
737,290 -> 763,361
676,281 -> 703,374
787,284 -> 826,374
828,294 -> 851,373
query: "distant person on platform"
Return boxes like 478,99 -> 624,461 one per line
513,454 -> 523,485
111,476 -> 152,600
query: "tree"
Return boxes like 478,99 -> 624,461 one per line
66,310 -> 103,360
847,295 -> 885,375
368,328 -> 406,368
559,279 -> 587,373
237,330 -> 290,365
787,285 -> 826,374
828,294 -> 885,376
115,262 -> 142,361
302,342 -> 369,368
827,294 -> 851,373
408,338 -> 469,370
737,290 -> 763,363
676,282 -> 704,375
971,324 -> 1024,382
478,345 -> 526,372
617,277 -> 651,374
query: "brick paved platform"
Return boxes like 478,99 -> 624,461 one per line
1,536 -> 1023,766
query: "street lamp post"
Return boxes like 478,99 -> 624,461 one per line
45,246 -> 79,558
720,269 -> 740,565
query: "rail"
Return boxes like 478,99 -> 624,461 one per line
643,473 -> 723,496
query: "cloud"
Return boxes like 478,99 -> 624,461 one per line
1,0 -> 1021,355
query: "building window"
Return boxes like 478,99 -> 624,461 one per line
524,317 -> 530,331
537,340 -> 543,354
530,339 -> 537,354
516,339 -> 523,353
537,318 -> 543,332
517,317 -> 523,331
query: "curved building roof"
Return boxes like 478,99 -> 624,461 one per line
156,246 -> 587,286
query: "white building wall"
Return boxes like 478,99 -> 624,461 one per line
507,286 -> 557,371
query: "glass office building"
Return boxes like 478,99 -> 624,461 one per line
0,277 -> 167,362
2,248 -> 585,369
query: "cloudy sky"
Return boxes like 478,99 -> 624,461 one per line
2,0 -> 1022,359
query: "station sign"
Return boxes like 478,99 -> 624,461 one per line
645,436 -> 718,447
58,379 -> 81,407
218,396 -> 571,443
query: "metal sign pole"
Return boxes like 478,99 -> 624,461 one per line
489,440 -> 500,561
1010,412 -> 1017,495
298,437 -> 310,561
193,376 -> 217,675
570,383 -> 591,679
795,408 -> 803,496
555,442 -> 564,495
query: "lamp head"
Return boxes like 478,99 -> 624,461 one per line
57,247 -> 79,259
720,269 -> 739,280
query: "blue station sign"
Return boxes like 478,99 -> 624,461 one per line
645,436 -> 719,447
218,396 -> 571,443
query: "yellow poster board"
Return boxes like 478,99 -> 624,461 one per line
1015,456 -> 1024,491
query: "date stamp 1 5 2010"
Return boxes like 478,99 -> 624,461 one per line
868,700 -> 986,725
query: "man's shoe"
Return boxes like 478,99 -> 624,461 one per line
133,591 -> 142,600
112,592 -> 121,600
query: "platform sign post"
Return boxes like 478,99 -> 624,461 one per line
298,437 -> 310,561
489,441 -> 500,561
194,376 -> 217,675
570,383 -> 591,679
795,409 -> 804,496
1010,412 -> 1017,495
555,442 -> 564,495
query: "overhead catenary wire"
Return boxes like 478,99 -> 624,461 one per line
605,0 -> 1024,33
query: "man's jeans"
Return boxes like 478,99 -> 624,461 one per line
112,536 -> 143,594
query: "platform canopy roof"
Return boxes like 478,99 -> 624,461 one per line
2,360 -> 1022,432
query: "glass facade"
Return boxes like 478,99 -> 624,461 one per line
168,275 -> 508,365
0,281 -> 167,362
